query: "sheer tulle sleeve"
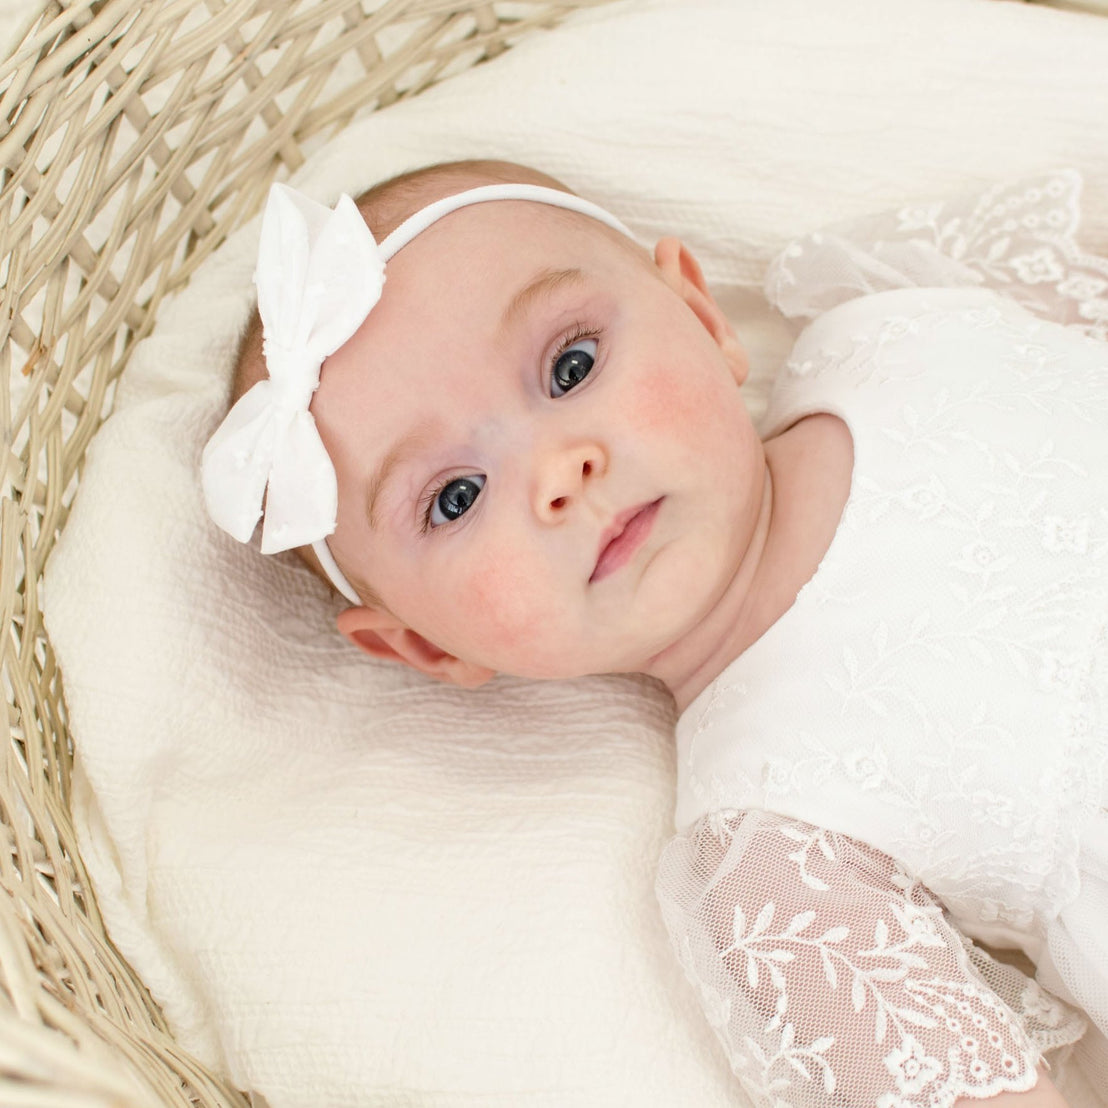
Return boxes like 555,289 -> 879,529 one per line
655,810 -> 1086,1108
764,168 -> 1108,340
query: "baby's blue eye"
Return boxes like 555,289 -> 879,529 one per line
551,337 -> 598,397
428,475 -> 485,527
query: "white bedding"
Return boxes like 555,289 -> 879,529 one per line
43,0 -> 1108,1104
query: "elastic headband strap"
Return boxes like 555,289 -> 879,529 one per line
378,183 -> 635,260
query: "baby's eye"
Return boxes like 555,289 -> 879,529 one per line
426,474 -> 485,528
550,337 -> 598,397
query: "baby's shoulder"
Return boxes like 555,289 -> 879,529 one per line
776,286 -> 1103,423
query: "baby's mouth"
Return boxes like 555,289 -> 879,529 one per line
589,498 -> 662,584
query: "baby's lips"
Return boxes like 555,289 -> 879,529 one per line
590,498 -> 662,583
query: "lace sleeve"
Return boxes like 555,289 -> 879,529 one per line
655,809 -> 1085,1108
764,168 -> 1108,340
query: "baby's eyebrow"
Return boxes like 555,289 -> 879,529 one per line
365,419 -> 437,530
499,266 -> 585,334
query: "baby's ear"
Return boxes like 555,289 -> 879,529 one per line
654,237 -> 747,384
336,607 -> 496,689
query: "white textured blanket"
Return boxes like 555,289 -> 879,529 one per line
43,0 -> 1108,1104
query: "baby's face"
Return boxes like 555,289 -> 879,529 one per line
312,201 -> 765,681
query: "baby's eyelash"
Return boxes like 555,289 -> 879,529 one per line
418,483 -> 444,535
551,321 -> 601,368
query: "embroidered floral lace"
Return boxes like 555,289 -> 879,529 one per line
765,168 -> 1108,342
657,811 -> 1085,1108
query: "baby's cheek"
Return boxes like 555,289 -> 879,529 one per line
453,550 -> 532,655
628,367 -> 726,444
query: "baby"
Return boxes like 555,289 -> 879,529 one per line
203,159 -> 1107,1108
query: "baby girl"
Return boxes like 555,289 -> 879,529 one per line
203,159 -> 1107,1108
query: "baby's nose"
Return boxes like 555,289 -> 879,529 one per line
532,441 -> 607,521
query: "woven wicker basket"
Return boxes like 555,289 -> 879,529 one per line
0,2 -> 606,1104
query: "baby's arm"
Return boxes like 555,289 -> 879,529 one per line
955,1067 -> 1067,1107
656,810 -> 1080,1108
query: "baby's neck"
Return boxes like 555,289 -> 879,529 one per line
650,413 -> 853,713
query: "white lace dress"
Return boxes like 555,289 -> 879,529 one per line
655,171 -> 1108,1108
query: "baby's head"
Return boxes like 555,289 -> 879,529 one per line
210,159 -> 762,690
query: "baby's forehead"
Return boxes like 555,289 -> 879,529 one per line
318,203 -> 637,418
374,200 -> 650,321
365,219 -> 639,377
314,187 -> 654,412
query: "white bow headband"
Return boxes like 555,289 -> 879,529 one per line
201,181 -> 635,604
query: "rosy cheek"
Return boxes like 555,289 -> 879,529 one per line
628,366 -> 720,441
454,548 -> 531,652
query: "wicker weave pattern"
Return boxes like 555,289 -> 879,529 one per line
0,2 -> 604,1103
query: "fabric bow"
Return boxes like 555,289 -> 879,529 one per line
202,184 -> 384,554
